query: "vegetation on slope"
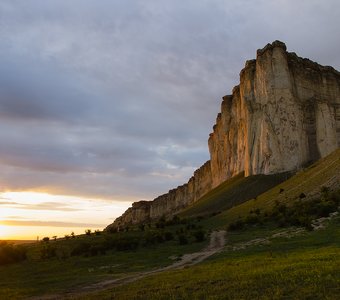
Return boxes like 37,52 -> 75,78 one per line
204,148 -> 340,229
79,216 -> 340,300
228,187 -> 340,231
0,219 -> 209,299
180,172 -> 291,218
0,149 -> 339,299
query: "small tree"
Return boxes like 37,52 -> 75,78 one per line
71,232 -> 75,239
85,229 -> 92,236
42,237 -> 50,243
52,236 -> 57,241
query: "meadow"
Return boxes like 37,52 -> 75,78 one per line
78,217 -> 340,300
0,149 -> 339,299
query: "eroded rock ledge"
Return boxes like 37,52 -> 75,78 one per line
106,41 -> 340,231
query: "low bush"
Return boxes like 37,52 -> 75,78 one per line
0,242 -> 27,265
228,219 -> 245,231
228,188 -> 340,232
40,244 -> 56,259
71,242 -> 91,256
178,234 -> 189,245
192,229 -> 205,242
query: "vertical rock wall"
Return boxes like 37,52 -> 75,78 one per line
107,41 -> 340,230
209,41 -> 340,186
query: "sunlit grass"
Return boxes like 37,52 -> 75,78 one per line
80,220 -> 340,300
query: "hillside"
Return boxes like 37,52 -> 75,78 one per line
79,219 -> 340,300
206,148 -> 340,228
180,172 -> 291,218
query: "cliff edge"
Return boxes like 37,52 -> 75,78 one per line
106,41 -> 340,231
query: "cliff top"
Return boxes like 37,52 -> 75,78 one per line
253,40 -> 340,75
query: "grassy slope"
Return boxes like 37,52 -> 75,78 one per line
76,149 -> 340,299
180,172 -> 290,218
0,236 -> 207,299
80,218 -> 340,300
203,148 -> 340,229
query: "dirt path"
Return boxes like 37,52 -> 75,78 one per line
32,230 -> 226,300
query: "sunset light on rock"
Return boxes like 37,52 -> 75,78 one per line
0,1 -> 339,298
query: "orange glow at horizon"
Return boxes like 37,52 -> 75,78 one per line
0,191 -> 131,240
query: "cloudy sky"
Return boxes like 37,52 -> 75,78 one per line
0,0 -> 339,238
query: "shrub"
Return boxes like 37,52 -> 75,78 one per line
56,246 -> 70,260
85,229 -> 92,235
245,214 -> 262,225
0,243 -> 27,265
299,192 -> 306,199
193,229 -> 205,242
116,237 -> 139,251
164,231 -> 174,241
90,245 -> 106,256
40,245 -> 56,259
228,219 -> 245,231
186,223 -> 196,230
155,221 -> 165,229
196,216 -> 204,222
178,234 -> 188,245
71,242 -> 91,256
144,232 -> 158,246
107,226 -> 118,234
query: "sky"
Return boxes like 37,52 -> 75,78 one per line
0,0 -> 340,239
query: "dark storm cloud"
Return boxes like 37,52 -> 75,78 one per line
0,0 -> 339,201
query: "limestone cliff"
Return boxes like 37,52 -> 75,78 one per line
106,41 -> 340,230
111,160 -> 212,230
209,40 -> 340,188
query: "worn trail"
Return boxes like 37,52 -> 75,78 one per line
31,230 -> 226,300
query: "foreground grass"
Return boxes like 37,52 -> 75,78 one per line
80,220 -> 340,300
1,150 -> 339,299
86,248 -> 339,300
0,239 -> 206,299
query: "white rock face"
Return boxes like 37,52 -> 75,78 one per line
107,41 -> 340,230
209,41 -> 340,188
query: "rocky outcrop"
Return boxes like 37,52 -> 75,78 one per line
208,40 -> 340,188
110,161 -> 212,230
106,41 -> 340,230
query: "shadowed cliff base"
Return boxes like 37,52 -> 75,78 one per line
179,172 -> 292,218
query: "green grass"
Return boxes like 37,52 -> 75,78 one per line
1,150 -> 339,299
0,235 -> 207,299
78,219 -> 340,300
204,148 -> 340,229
